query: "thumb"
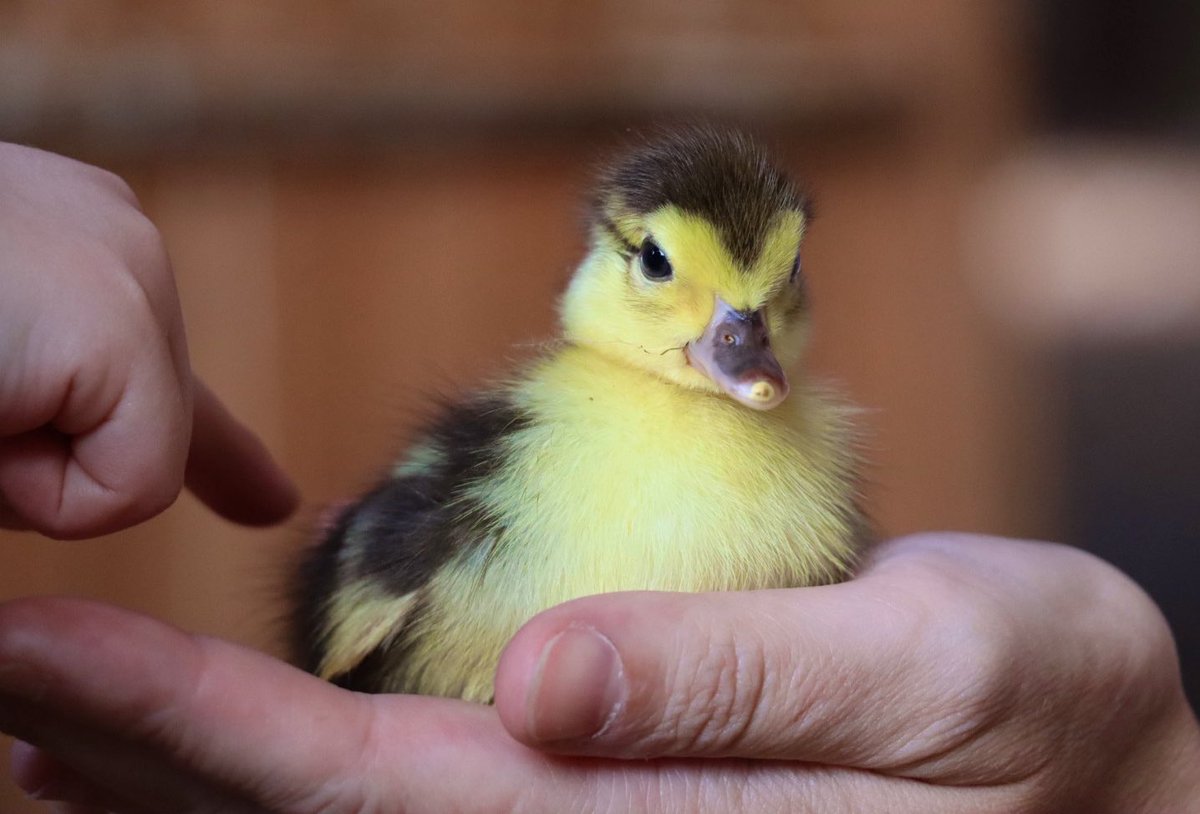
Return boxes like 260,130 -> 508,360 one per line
494,534 -> 1022,770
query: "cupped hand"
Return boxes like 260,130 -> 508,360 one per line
496,533 -> 1200,811
3,534 -> 1199,813
0,144 -> 297,538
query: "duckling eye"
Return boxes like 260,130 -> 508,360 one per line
789,253 -> 802,284
639,239 -> 673,281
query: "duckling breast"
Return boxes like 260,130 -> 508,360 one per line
476,344 -> 862,600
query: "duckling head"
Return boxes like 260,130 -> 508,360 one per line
561,127 -> 812,410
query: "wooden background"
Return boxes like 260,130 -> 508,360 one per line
0,3 -> 1059,809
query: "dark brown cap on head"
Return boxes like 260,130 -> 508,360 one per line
594,127 -> 810,268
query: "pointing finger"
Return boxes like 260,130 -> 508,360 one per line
184,377 -> 299,526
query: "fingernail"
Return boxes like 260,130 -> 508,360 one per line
9,739 -> 51,800
527,625 -> 625,742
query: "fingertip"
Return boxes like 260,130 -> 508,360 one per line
493,618 -> 546,741
9,740 -> 119,813
497,594 -> 663,748
185,447 -> 300,527
495,604 -> 579,741
185,378 -> 300,526
497,620 -> 627,748
8,738 -> 45,793
0,597 -> 194,713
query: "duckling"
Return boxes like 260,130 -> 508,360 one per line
292,127 -> 867,702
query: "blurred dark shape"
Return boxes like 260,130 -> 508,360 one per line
1063,342 -> 1200,705
1036,0 -> 1200,136
1033,0 -> 1200,706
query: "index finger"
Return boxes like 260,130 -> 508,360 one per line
184,377 -> 299,526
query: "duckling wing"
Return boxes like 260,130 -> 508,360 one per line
291,395 -> 530,693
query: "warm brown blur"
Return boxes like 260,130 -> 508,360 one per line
2,3 -> 1197,810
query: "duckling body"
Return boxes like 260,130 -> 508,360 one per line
293,128 -> 866,702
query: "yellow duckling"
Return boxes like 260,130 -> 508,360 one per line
293,127 -> 866,702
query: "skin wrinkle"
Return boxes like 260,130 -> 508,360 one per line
865,601 -> 1034,782
714,625 -> 771,756
53,368 -> 86,436
676,627 -> 746,754
124,636 -> 330,814
517,753 -> 613,814
864,542 -> 1180,801
660,602 -> 822,760
883,685 -> 1042,789
14,709 -> 252,814
663,762 -> 700,814
716,760 -> 749,812
778,614 -> 865,756
105,210 -> 190,382
63,406 -> 122,496
32,766 -> 138,814
1054,627 -> 1186,810
682,762 -> 720,814
58,348 -> 185,535
609,761 -> 647,814
50,436 -> 71,523
286,694 -> 380,814
766,594 -> 967,771
94,240 -> 167,346
655,633 -> 690,753
669,620 -> 746,754
49,312 -> 128,430
131,633 -> 221,776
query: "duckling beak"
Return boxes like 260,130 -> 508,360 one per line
685,297 -> 789,410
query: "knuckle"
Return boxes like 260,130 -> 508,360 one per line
90,164 -> 143,210
887,566 -> 1027,745
135,469 -> 185,519
120,209 -> 171,274
948,603 -> 1025,711
1061,549 -> 1180,703
116,211 -> 179,325
283,698 -> 379,814
108,461 -> 184,529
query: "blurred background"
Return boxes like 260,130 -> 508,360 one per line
1,2 -> 1197,808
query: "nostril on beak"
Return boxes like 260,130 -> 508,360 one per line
749,381 -> 776,403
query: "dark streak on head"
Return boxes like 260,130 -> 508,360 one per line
596,213 -> 639,257
595,127 -> 810,269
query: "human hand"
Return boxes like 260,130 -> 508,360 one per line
0,144 -> 297,538
496,534 -> 1200,811
2,535 -> 1198,813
